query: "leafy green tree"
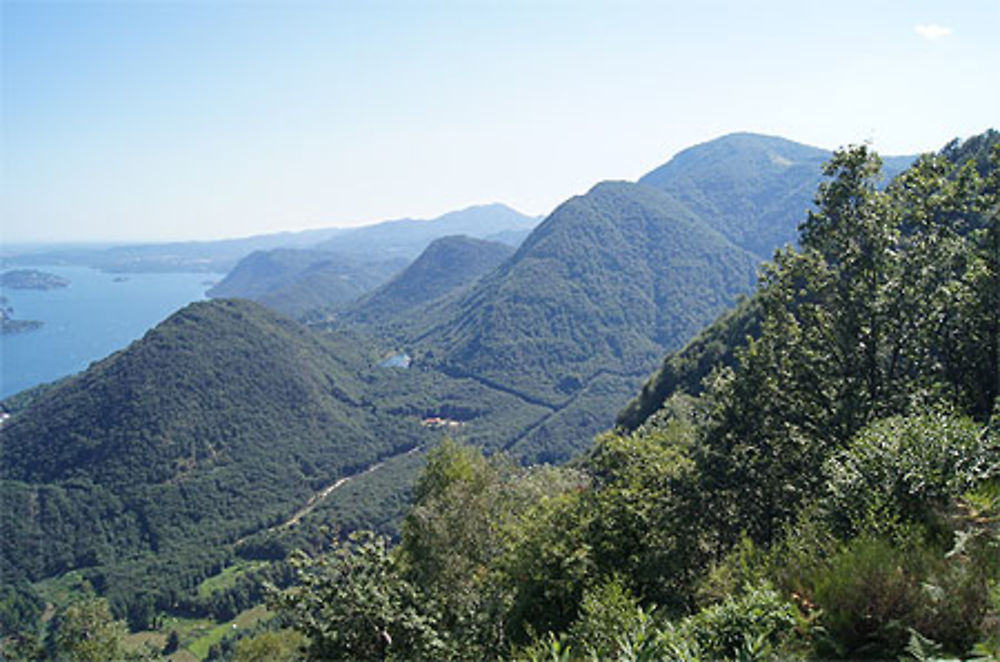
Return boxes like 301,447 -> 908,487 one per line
48,597 -> 131,662
398,439 -> 513,653
271,531 -> 446,661
399,439 -> 586,654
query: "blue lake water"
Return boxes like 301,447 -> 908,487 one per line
1,266 -> 222,399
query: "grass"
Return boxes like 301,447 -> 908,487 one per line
196,560 -> 268,599
185,604 -> 270,660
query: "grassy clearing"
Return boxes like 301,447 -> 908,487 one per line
196,560 -> 267,599
185,604 -> 270,660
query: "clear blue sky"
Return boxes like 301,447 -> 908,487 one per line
2,0 -> 998,243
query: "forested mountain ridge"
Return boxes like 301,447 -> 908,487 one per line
416,181 -> 760,406
0,299 -> 437,621
640,132 -> 914,258
260,135 -> 1000,662
621,128 -> 1000,434
345,235 -> 514,328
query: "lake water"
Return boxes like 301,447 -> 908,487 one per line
1,266 -> 221,399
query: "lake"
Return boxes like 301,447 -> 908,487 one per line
1,266 -> 222,399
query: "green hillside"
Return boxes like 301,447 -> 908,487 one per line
419,181 -> 759,408
0,299 -> 435,620
640,132 -> 914,258
346,235 -> 514,328
206,249 -> 406,317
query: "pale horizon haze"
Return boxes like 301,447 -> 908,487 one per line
2,0 -> 998,243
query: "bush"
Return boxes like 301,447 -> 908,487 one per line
824,413 -> 995,536
811,533 -> 990,658
681,583 -> 800,660
567,576 -> 644,658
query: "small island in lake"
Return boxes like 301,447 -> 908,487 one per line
0,269 -> 71,290
1,302 -> 42,334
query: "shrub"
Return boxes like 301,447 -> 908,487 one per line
824,413 -> 995,536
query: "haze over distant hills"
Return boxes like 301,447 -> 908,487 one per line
1,203 -> 539,277
1,227 -> 348,274
206,204 -> 538,316
312,203 -> 538,258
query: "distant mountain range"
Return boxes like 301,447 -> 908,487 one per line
1,131 -> 927,619
312,203 -> 538,258
1,203 -> 540,276
206,204 -> 538,316
206,249 -> 409,318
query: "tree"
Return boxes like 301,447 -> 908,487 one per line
48,597 -> 129,662
271,531 -> 446,661
399,439 -> 586,653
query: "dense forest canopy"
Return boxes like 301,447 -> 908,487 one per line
266,137 -> 1000,661
2,132 -> 997,661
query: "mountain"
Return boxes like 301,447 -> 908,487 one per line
346,235 -> 514,328
1,227 -> 349,274
639,132 -> 914,258
620,130 -> 997,434
209,204 -> 538,318
338,181 -> 760,463
418,181 -> 759,405
0,299 -> 435,609
3,132 -> 942,637
207,249 -> 407,317
313,203 -> 539,260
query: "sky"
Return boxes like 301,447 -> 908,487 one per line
2,0 -> 998,244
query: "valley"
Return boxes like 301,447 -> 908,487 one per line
3,130 -> 997,662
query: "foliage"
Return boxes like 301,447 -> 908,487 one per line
270,531 -> 446,661
346,235 -> 514,328
399,440 -> 587,654
638,131 -> 915,259
231,628 -> 306,662
823,413 -> 997,536
43,596 -> 161,662
0,580 -> 44,637
565,576 -> 645,659
679,583 -> 802,661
